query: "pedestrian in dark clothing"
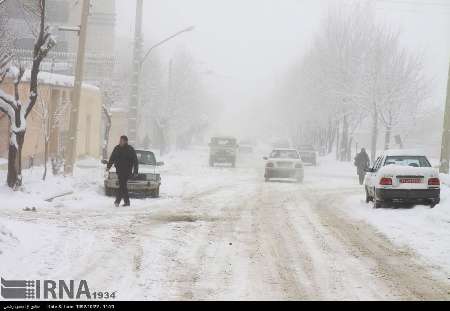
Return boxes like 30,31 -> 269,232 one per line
106,135 -> 139,207
354,148 -> 371,185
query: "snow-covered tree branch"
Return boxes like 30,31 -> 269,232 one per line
0,0 -> 56,188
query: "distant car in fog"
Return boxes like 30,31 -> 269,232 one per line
264,148 -> 304,183
209,136 -> 238,167
364,150 -> 440,208
297,145 -> 317,166
103,149 -> 163,198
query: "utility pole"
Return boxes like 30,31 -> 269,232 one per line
64,0 -> 90,175
128,0 -> 143,146
440,62 -> 450,174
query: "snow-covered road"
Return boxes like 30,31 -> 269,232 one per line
1,149 -> 450,300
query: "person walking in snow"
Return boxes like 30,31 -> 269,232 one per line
106,135 -> 139,207
354,148 -> 371,185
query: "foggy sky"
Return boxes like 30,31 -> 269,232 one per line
115,0 -> 450,136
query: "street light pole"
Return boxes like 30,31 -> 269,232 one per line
127,4 -> 194,147
64,0 -> 90,175
440,62 -> 450,174
128,0 -> 144,147
140,26 -> 195,67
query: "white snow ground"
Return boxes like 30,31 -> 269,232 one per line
0,148 -> 449,300
317,156 -> 450,275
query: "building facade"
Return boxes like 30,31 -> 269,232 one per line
5,0 -> 116,83
0,72 -> 103,168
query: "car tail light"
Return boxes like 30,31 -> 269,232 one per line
380,177 -> 392,186
266,162 -> 274,168
428,178 -> 440,186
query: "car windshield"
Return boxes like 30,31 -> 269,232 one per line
211,138 -> 236,146
384,156 -> 431,168
270,150 -> 299,159
136,151 -> 156,165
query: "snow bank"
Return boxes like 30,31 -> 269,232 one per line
0,223 -> 18,255
345,191 -> 450,273
22,70 -> 99,92
314,155 -> 450,274
0,161 -> 106,211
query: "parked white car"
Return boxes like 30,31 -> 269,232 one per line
103,149 -> 163,198
264,149 -> 304,183
364,150 -> 440,208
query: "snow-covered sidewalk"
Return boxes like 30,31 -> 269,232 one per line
316,155 -> 450,275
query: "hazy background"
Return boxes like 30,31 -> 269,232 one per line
115,0 -> 450,139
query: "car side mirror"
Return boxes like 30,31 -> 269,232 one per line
101,159 -> 108,165
156,161 -> 165,166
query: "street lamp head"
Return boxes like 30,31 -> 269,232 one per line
184,25 -> 196,32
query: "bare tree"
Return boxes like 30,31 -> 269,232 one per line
274,3 -> 429,162
149,49 -> 207,153
0,0 -> 56,188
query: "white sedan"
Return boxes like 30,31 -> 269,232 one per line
264,149 -> 304,183
364,150 -> 440,208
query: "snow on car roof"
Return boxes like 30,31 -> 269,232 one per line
379,164 -> 437,175
381,149 -> 426,157
212,136 -> 236,139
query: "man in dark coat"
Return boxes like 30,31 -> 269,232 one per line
354,148 -> 371,185
107,135 -> 139,207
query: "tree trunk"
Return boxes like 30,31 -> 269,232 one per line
7,131 -> 25,188
335,120 -> 340,160
43,138 -> 48,180
340,115 -> 349,161
347,136 -> 353,161
327,120 -> 336,154
384,126 -> 392,151
371,105 -> 378,163
384,113 -> 393,151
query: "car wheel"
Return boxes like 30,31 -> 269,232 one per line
374,200 -> 383,209
373,188 -> 383,208
105,187 -> 113,197
365,187 -> 371,203
430,198 -> 440,208
151,187 -> 160,198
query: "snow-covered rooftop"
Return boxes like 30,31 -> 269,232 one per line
21,71 -> 99,92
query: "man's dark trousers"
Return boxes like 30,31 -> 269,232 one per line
116,173 -> 130,205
